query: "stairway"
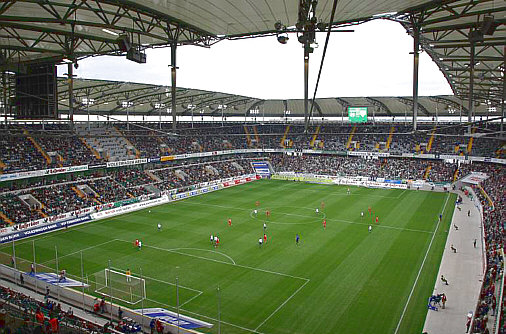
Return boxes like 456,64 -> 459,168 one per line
426,126 -> 436,153
145,170 -> 162,182
72,186 -> 85,198
385,126 -> 395,151
24,130 -> 51,165
423,164 -> 432,180
243,125 -> 252,147
37,209 -> 48,218
466,127 -> 477,154
0,211 -> 14,225
453,168 -> 460,182
252,125 -> 260,146
56,153 -> 64,167
80,138 -> 101,160
280,125 -> 291,148
346,126 -> 357,150
310,125 -> 321,147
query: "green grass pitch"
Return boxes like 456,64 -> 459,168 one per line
1,180 -> 456,334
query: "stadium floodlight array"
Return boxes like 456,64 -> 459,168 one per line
95,268 -> 146,305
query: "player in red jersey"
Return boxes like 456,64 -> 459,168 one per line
134,239 -> 139,247
266,210 -> 271,218
323,219 -> 326,229
375,216 -> 379,224
228,218 -> 232,227
263,234 -> 267,243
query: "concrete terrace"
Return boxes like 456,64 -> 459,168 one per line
423,189 -> 486,334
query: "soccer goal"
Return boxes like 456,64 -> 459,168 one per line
94,268 -> 146,305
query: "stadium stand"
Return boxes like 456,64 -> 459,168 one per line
456,163 -> 505,334
0,284 -> 124,333
0,123 -> 503,175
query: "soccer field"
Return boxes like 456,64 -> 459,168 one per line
1,180 -> 456,334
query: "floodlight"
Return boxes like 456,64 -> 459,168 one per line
277,35 -> 289,44
316,22 -> 327,31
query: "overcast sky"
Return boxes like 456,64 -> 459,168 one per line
58,19 -> 453,100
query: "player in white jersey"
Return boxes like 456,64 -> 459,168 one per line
368,225 -> 372,233
315,208 -> 319,214
157,223 -> 161,231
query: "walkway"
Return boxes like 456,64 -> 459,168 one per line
422,190 -> 485,334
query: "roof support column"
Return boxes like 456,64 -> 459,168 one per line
468,41 -> 475,134
304,51 -> 309,133
67,63 -> 74,126
170,42 -> 177,132
2,71 -> 7,126
412,23 -> 420,131
501,46 -> 505,133
86,90 -> 90,132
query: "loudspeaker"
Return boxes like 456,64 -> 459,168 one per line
126,49 -> 146,63
480,15 -> 499,35
117,34 -> 131,52
468,30 -> 484,43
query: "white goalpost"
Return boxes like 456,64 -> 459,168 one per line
94,268 -> 146,304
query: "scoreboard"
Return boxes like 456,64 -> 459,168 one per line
348,107 -> 368,123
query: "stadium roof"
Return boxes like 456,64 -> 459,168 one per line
0,1 -> 439,65
0,0 -> 504,111
396,1 -> 506,105
59,77 -> 495,118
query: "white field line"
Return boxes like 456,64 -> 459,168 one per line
254,279 -> 310,332
169,247 -> 236,265
179,291 -> 203,308
109,266 -> 203,294
40,239 -> 118,265
298,188 -> 402,199
94,286 -> 139,305
186,201 -> 433,234
393,192 -> 451,334
396,189 -> 408,198
144,297 -> 265,334
0,210 -> 141,249
115,239 -> 309,282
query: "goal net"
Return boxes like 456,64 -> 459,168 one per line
94,268 -> 146,304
